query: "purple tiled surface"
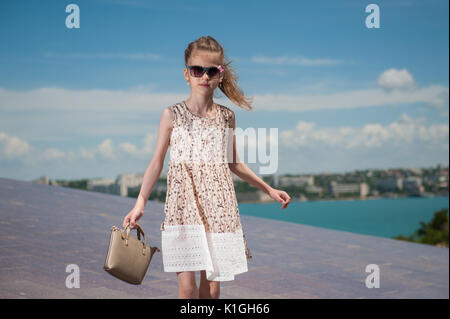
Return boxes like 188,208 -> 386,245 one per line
0,177 -> 448,299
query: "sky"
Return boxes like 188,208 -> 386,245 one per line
0,0 -> 448,181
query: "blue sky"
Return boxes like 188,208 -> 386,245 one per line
0,0 -> 448,181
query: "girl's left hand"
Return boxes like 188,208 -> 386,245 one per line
268,188 -> 291,209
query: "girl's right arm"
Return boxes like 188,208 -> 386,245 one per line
123,107 -> 173,229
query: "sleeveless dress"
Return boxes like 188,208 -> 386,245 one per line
161,100 -> 252,281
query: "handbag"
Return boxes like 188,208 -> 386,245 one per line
104,222 -> 160,285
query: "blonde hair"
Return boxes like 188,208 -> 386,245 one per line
184,35 -> 253,111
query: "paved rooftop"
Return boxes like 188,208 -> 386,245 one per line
0,177 -> 448,299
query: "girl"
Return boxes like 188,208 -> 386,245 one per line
123,36 -> 291,299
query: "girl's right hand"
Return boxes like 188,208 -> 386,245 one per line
122,207 -> 144,229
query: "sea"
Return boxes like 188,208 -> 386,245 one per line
238,196 -> 449,239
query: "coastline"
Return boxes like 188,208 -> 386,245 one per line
237,193 -> 449,204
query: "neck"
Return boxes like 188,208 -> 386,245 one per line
185,93 -> 215,114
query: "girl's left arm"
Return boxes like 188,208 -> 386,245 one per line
227,111 -> 291,209
229,162 -> 291,209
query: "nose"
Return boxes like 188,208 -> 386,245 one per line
202,71 -> 210,80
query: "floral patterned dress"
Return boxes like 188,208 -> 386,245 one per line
161,100 -> 252,281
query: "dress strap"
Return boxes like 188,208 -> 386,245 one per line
169,103 -> 185,128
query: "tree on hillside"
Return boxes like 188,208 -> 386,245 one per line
393,208 -> 449,247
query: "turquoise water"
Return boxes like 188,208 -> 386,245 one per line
238,197 -> 449,239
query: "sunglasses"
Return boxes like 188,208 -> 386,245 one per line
185,64 -> 224,78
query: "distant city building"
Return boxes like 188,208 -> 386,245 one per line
329,181 -> 369,198
375,178 -> 403,192
115,173 -> 144,197
36,164 -> 448,202
407,167 -> 423,176
86,173 -> 168,197
305,185 -> 323,195
272,174 -> 279,187
33,176 -> 59,186
276,175 -> 314,187
85,174 -> 143,196
423,175 -> 440,185
437,168 -> 449,188
438,175 -> 449,188
33,176 -> 50,185
403,177 -> 424,195
236,190 -> 272,202
87,177 -> 118,195
360,183 -> 370,197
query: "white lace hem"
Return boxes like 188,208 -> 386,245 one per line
161,224 -> 248,281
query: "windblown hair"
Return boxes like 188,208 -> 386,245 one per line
184,35 -> 253,111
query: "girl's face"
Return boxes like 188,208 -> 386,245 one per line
184,50 -> 223,93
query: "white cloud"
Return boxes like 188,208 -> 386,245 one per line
66,151 -> 75,161
1,83 -> 446,114
0,87 -> 184,112
377,68 -> 415,91
0,129 -> 159,164
40,148 -> 65,160
0,66 -> 447,171
80,140 -> 116,160
254,84 -> 448,111
141,132 -> 157,154
80,147 -> 96,160
98,139 -> 115,159
427,87 -> 449,109
119,132 -> 157,158
280,114 -> 449,150
118,142 -> 140,156
75,133 -> 158,161
0,132 -> 32,159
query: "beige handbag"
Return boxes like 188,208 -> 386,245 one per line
104,222 -> 160,285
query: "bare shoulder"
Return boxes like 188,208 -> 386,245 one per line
160,105 -> 174,129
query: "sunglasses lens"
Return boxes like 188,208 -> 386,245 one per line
207,67 -> 220,78
188,66 -> 221,78
190,66 -> 204,77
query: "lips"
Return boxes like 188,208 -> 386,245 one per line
200,84 -> 209,86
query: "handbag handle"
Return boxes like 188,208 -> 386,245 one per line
122,223 -> 160,255
123,222 -> 147,247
